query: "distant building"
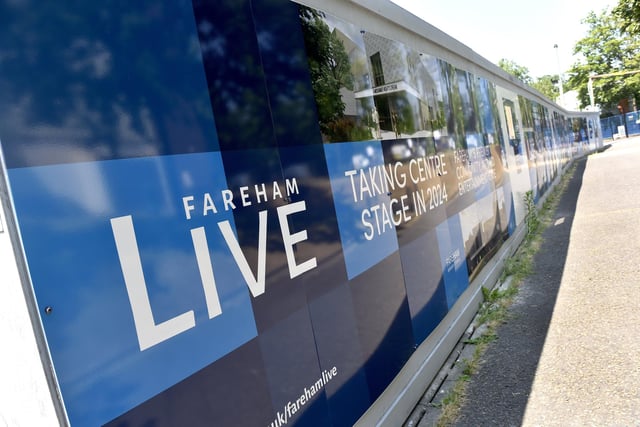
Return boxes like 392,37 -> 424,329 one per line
556,90 -> 580,111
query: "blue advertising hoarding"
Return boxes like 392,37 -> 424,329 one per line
0,0 -> 595,425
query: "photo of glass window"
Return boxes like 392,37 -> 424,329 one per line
298,7 -> 377,143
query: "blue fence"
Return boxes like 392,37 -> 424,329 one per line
601,111 -> 640,139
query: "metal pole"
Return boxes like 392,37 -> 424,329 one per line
588,75 -> 595,109
554,44 -> 565,107
588,69 -> 640,111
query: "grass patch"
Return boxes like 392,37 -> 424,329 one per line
436,379 -> 467,427
433,164 -> 577,426
476,285 -> 517,327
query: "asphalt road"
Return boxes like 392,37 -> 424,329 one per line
454,137 -> 640,426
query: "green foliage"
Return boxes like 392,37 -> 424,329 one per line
524,190 -> 540,238
500,59 -> 563,103
464,332 -> 497,346
324,116 -> 372,142
481,285 -> 499,303
502,249 -> 534,282
567,9 -> 640,110
531,75 -> 560,101
613,0 -> 640,35
461,359 -> 475,378
299,7 -> 356,141
498,58 -> 533,85
436,380 -> 467,427
478,284 -> 517,326
441,63 -> 467,147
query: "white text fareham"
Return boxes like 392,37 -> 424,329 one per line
182,178 -> 299,219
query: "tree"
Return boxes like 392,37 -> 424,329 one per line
498,58 -> 533,85
498,59 -> 561,102
567,9 -> 640,110
531,75 -> 560,100
299,7 -> 356,141
613,0 -> 640,35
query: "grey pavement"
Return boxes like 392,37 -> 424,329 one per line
453,136 -> 640,427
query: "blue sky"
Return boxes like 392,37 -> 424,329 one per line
389,0 -> 618,78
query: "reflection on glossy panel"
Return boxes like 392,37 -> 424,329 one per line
253,0 -> 322,146
0,1 -> 218,168
0,1 -> 603,426
193,0 -> 276,150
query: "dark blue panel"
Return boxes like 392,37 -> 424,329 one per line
105,339 -> 274,426
218,147 -> 302,332
251,0 -> 323,146
192,0 -> 277,151
0,1 -> 218,168
308,283 -> 371,427
278,145 -> 370,425
277,144 -> 348,298
259,308 -> 331,427
349,252 -> 414,400
399,229 -> 449,344
218,144 -> 343,425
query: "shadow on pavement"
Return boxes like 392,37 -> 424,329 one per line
452,158 -> 587,426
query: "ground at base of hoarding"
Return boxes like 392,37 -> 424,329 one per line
403,162 -> 579,427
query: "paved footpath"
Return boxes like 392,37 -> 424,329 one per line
454,137 -> 640,427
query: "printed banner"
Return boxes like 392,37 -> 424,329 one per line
0,0 -> 595,425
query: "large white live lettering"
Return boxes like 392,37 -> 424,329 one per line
191,227 -> 223,319
111,200 -> 317,351
111,215 -> 196,351
217,210 -> 267,297
278,201 -> 317,278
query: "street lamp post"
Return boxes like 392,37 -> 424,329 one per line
588,73 -> 595,109
554,44 -> 565,107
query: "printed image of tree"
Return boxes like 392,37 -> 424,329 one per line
298,6 -> 372,142
439,62 -> 466,149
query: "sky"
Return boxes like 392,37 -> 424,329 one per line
389,0 -> 618,78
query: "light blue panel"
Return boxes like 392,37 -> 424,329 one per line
435,215 -> 470,309
9,152 -> 258,426
324,142 -> 399,279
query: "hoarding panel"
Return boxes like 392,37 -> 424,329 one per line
0,0 -> 219,169
9,153 -> 261,426
323,141 -> 399,280
0,1 -> 598,425
398,229 -> 449,344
